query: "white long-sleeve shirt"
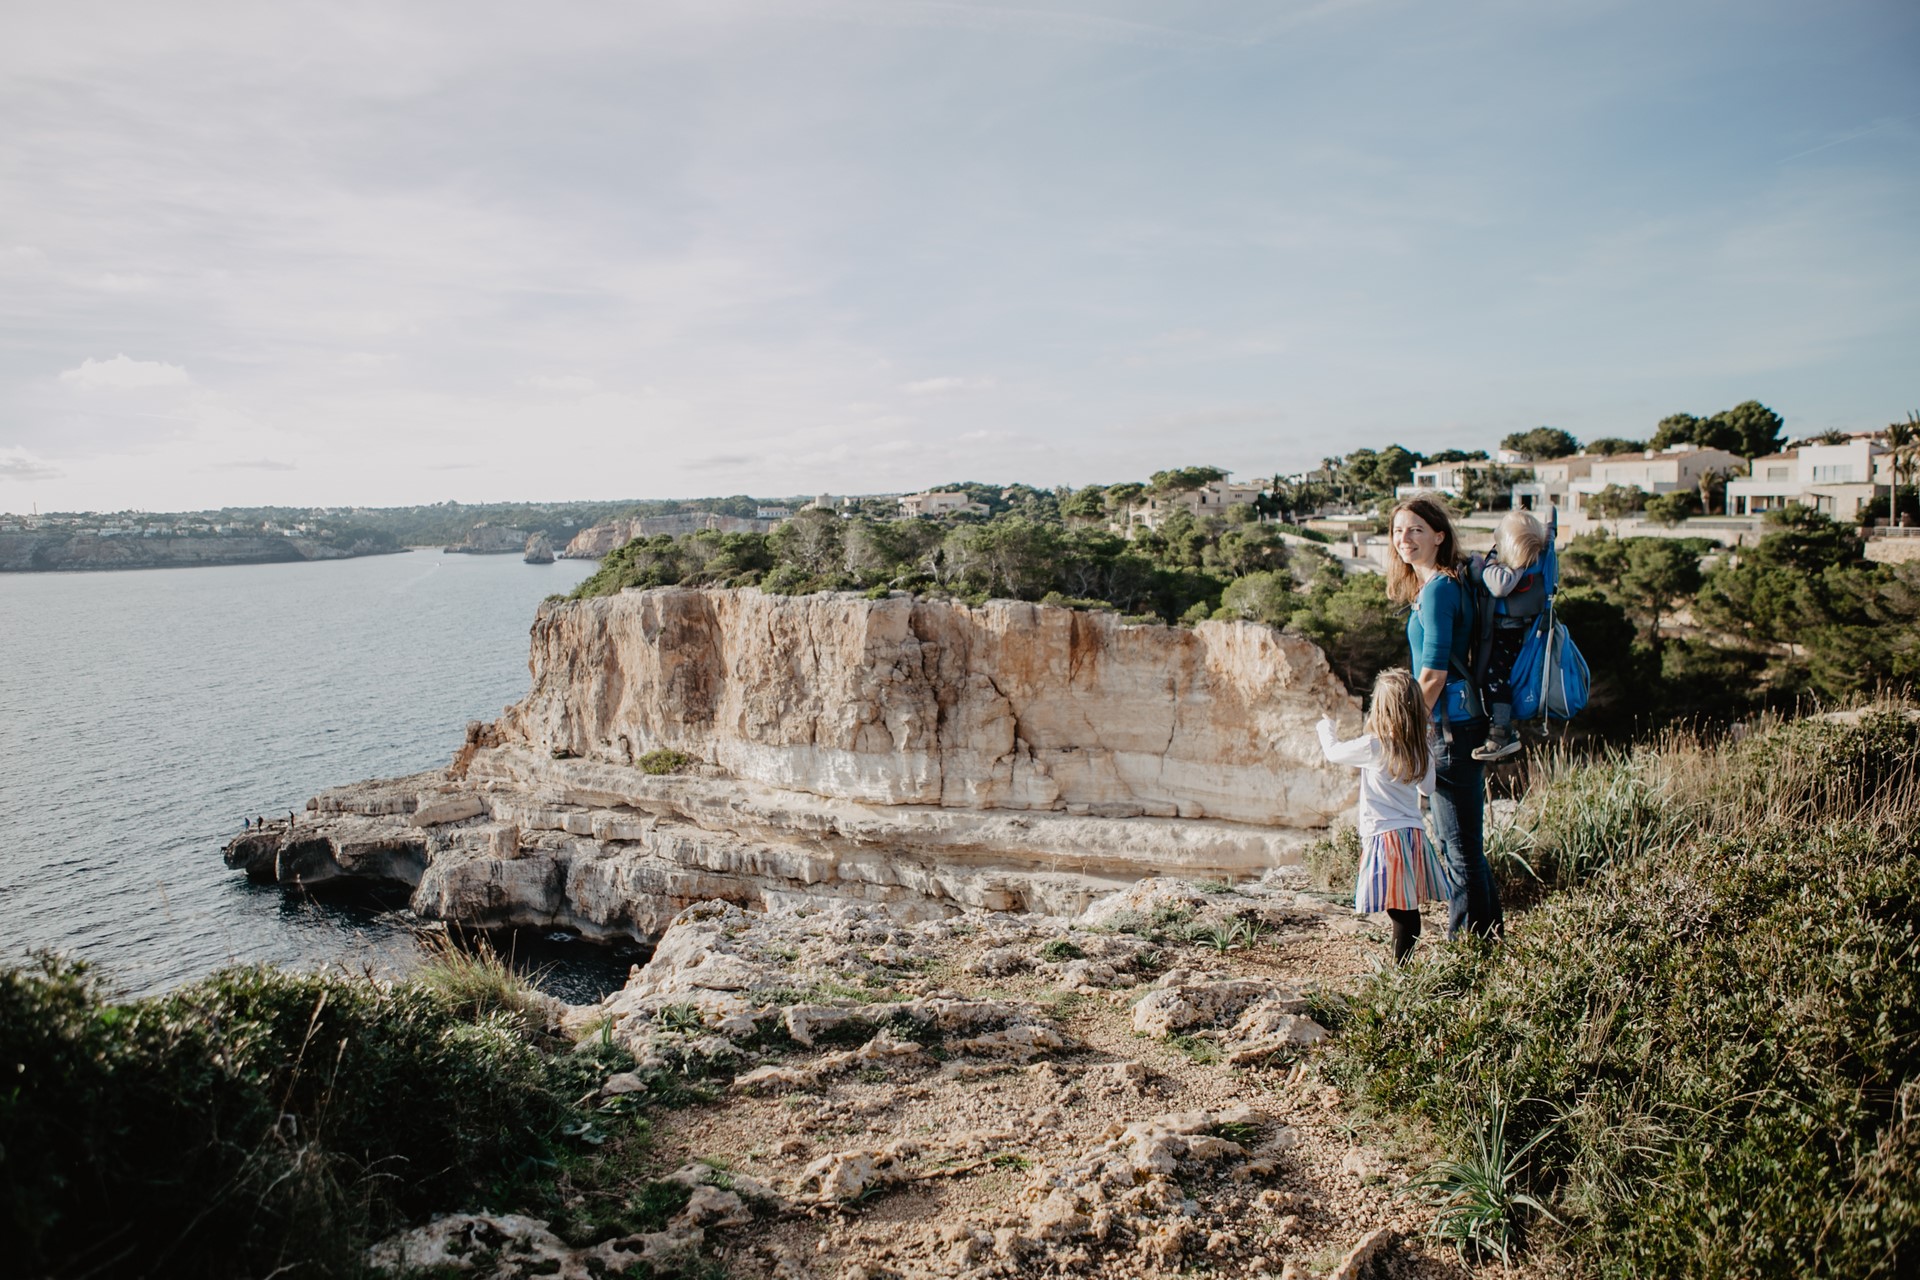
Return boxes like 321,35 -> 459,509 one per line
1316,718 -> 1435,841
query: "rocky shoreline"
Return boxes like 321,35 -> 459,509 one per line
224,588 -> 1361,942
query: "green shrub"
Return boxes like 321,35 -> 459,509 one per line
1324,715 -> 1920,1278
1038,938 -> 1085,962
639,748 -> 692,775
0,960 -> 573,1278
1303,824 -> 1361,891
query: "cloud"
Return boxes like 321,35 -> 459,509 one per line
522,374 -> 599,393
903,375 -> 995,394
90,272 -> 156,292
0,449 -> 62,481
209,458 -> 297,471
58,354 -> 191,390
686,453 -> 754,470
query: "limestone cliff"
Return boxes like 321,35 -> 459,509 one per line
506,590 -> 1353,827
224,589 -> 1360,938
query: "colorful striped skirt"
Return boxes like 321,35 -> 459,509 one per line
1354,826 -> 1459,913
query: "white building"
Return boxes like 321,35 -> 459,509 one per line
1127,477 -> 1264,530
1725,436 -> 1888,523
1508,454 -> 1600,511
1398,459 -> 1479,499
1564,445 -> 1748,518
897,490 -> 987,518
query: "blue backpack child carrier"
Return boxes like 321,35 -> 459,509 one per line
1508,508 -> 1590,722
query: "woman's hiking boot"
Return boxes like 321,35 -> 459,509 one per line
1472,722 -> 1523,762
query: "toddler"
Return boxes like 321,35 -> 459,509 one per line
1472,509 -> 1548,762
1316,668 -> 1460,963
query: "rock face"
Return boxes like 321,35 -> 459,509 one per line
225,588 -> 1360,939
523,532 -> 556,564
508,589 -> 1354,827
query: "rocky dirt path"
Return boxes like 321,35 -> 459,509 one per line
576,875 -> 1482,1280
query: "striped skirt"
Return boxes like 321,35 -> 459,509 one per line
1354,826 -> 1459,913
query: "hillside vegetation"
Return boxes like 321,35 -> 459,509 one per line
570,470 -> 1919,730
1322,710 -> 1920,1277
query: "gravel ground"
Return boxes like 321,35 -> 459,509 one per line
573,878 -> 1530,1280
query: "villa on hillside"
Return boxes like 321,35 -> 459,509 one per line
1561,445 -> 1748,519
897,490 -> 988,518
1127,477 -> 1264,530
1399,458 -> 1482,499
1397,445 -> 1753,522
1725,435 -> 1890,522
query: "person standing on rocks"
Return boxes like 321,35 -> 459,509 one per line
1386,496 -> 1502,939
1314,668 -> 1460,962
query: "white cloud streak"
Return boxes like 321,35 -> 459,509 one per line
58,355 -> 192,390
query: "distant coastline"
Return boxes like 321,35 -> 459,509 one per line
0,529 -> 408,573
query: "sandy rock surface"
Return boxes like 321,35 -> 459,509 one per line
370,878 -> 1484,1280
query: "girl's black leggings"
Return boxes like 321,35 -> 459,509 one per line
1386,908 -> 1421,963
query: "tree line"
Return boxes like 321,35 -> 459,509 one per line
569,397 -> 1915,731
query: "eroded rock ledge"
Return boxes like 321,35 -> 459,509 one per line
225,589 -> 1360,938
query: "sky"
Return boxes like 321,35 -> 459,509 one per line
1,0 -> 1916,514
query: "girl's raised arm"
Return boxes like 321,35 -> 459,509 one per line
1315,717 -> 1376,768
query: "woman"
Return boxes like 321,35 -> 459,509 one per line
1385,496 -> 1503,940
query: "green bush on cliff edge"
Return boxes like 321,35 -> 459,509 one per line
0,958 -> 631,1279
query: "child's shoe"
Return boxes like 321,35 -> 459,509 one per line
1472,723 -> 1523,762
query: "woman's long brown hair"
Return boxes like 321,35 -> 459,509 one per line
1366,667 -> 1431,784
1385,495 -> 1465,607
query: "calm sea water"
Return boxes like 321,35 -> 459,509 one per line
0,550 -> 646,1000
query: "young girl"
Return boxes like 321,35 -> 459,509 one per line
1316,668 -> 1461,963
1472,508 -> 1549,762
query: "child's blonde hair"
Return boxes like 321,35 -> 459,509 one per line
1495,508 -> 1547,570
1366,667 -> 1431,784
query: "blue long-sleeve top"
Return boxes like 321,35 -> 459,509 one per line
1406,571 -> 1471,677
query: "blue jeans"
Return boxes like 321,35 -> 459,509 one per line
1432,717 -> 1503,939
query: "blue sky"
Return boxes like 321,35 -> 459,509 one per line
1,0 -> 1915,512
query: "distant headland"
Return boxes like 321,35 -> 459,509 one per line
0,496 -> 803,573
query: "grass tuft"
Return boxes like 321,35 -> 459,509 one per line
1404,1090 -> 1558,1265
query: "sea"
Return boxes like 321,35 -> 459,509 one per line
0,549 -> 649,1002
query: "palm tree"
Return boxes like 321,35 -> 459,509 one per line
1886,413 -> 1920,527
1697,465 -> 1735,516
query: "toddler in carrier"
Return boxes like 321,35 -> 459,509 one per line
1315,668 -> 1460,963
1472,508 -> 1549,762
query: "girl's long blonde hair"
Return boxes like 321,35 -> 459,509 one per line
1385,496 -> 1465,607
1495,508 -> 1547,570
1366,667 -> 1431,784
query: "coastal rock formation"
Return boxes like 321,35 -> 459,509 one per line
523,532 -> 556,564
508,589 -> 1354,826
225,588 -> 1360,939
